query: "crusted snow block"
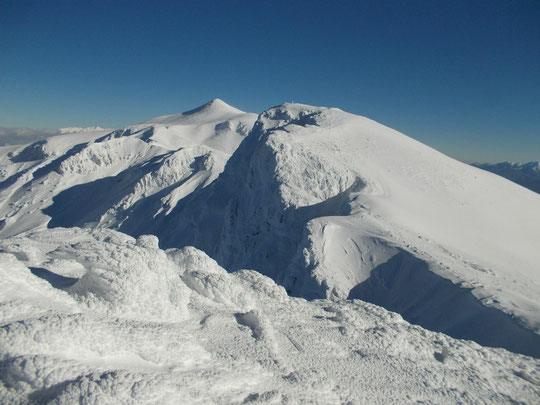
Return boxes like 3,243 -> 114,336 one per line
168,246 -> 254,309
65,234 -> 191,321
136,234 -> 159,249
0,229 -> 192,322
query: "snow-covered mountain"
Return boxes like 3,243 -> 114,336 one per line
136,103 -> 540,357
472,161 -> 540,194
0,99 -> 257,237
1,100 -> 539,402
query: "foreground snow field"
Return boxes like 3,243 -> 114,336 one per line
1,100 -> 539,403
1,228 -> 539,403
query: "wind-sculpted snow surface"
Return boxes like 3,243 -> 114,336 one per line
0,228 -> 539,404
43,146 -> 228,231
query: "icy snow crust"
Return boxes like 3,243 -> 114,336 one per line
1,228 -> 539,403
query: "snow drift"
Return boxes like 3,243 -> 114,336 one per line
0,228 -> 538,403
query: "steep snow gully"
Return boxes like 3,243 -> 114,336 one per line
2,100 -> 540,363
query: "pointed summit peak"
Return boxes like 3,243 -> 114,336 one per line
136,99 -> 250,126
182,98 -> 244,117
208,98 -> 231,108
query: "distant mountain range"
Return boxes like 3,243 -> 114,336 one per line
471,162 -> 540,194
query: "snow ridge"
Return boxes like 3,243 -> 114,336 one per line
59,126 -> 109,134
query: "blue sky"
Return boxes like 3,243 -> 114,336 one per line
1,0 -> 539,163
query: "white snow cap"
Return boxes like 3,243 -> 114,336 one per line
137,98 -> 248,126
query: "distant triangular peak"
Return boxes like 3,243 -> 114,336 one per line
124,99 -> 257,154
137,98 -> 251,126
183,98 -> 245,116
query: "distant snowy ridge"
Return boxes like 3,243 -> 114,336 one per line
58,126 -> 110,134
0,127 -> 111,147
472,161 -> 540,194
0,100 -> 256,237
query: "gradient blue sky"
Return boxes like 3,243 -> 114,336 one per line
1,0 -> 539,163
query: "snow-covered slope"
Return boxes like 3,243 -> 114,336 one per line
0,100 -> 257,237
472,161 -> 540,194
1,228 -> 538,404
1,100 -> 540,402
132,98 -> 255,154
143,103 -> 540,357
